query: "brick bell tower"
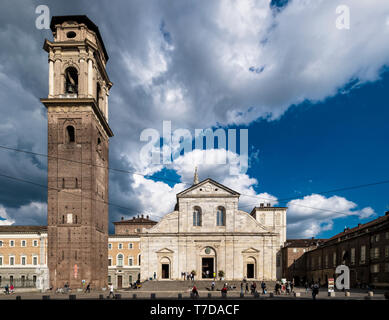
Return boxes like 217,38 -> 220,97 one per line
41,15 -> 113,289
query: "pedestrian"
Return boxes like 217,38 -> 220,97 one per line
240,282 -> 244,295
153,272 -> 156,280
245,282 -> 249,293
108,283 -> 114,299
286,281 -> 291,295
305,281 -> 309,294
10,284 -> 14,294
252,282 -> 257,294
261,281 -> 267,294
211,280 -> 215,291
4,284 -> 9,295
312,282 -> 319,300
192,285 -> 199,298
221,283 -> 228,298
85,282 -> 90,293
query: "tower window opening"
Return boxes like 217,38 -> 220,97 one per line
96,83 -> 101,109
66,126 -> 75,143
65,67 -> 78,94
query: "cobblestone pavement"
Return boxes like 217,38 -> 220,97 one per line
0,283 -> 387,300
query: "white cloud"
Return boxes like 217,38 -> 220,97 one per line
286,194 -> 375,238
0,205 -> 15,225
128,148 -> 278,219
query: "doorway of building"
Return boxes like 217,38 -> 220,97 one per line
117,275 -> 122,289
162,264 -> 170,279
247,264 -> 254,279
202,258 -> 214,278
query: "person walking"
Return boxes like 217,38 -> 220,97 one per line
108,283 -> 114,299
312,282 -> 319,300
286,281 -> 291,295
305,281 -> 309,294
84,283 -> 91,293
261,281 -> 267,294
240,282 -> 244,296
10,284 -> 14,294
211,280 -> 215,291
4,284 -> 9,295
245,282 -> 249,293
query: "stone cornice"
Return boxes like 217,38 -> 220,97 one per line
41,97 -> 114,137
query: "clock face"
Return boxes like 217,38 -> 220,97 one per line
205,247 -> 211,254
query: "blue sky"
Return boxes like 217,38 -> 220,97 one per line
0,0 -> 388,237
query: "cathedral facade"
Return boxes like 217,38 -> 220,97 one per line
140,177 -> 287,281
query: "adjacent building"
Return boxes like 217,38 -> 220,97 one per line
0,226 -> 49,290
108,216 -> 157,288
283,212 -> 389,288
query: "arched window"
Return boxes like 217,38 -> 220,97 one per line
66,126 -> 75,143
65,67 -> 78,94
217,206 -> 226,226
193,206 -> 202,226
117,254 -> 123,267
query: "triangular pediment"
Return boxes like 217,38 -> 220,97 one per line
156,247 -> 174,254
177,178 -> 240,198
242,247 -> 260,253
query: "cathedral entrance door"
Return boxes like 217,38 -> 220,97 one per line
202,258 -> 214,279
162,264 -> 170,279
247,264 -> 254,279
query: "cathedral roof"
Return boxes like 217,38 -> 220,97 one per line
176,178 -> 240,197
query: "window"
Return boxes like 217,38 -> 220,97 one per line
96,82 -> 101,109
108,258 -> 112,266
128,243 -> 133,249
385,246 -> 389,258
117,254 -> 123,267
33,256 -> 38,266
375,234 -> 380,242
193,207 -> 202,226
33,240 -> 38,247
370,264 -> 379,273
118,243 -> 123,249
108,243 -> 112,250
351,248 -> 355,265
138,255 -> 141,265
360,245 -> 366,264
370,247 -> 380,259
217,206 -> 226,226
21,240 -> 26,247
65,67 -> 78,94
128,257 -> 133,266
108,276 -> 111,283
9,256 -> 15,266
318,256 -> 322,268
129,275 -> 133,283
10,240 -> 14,247
21,256 -> 26,266
333,252 -> 337,266
0,256 -> 2,266
0,241 -> 2,247
325,255 -> 328,268
66,126 -> 75,143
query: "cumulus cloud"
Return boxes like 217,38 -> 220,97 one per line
0,205 -> 15,225
286,194 -> 376,238
0,0 -> 387,230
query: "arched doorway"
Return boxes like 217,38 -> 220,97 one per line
200,247 -> 216,279
246,257 -> 256,279
160,257 -> 171,279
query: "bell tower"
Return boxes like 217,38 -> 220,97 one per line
41,15 -> 113,289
